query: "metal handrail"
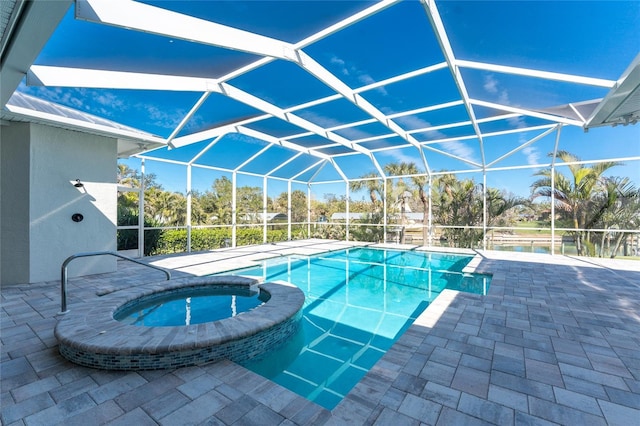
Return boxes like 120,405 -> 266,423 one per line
60,251 -> 171,314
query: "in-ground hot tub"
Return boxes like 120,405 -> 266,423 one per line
54,276 -> 304,370
114,285 -> 267,327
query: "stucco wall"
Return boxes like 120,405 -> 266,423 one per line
29,124 -> 117,282
1,123 -> 31,284
1,122 -> 117,285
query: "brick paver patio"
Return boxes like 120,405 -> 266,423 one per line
2,240 -> 639,425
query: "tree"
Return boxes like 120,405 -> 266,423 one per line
349,173 -> 383,210
433,175 -> 483,247
237,185 -> 263,224
589,177 -> 639,257
384,162 -> 419,244
190,190 -> 209,225
144,188 -> 186,226
410,173 -> 430,244
431,174 -> 525,248
531,151 -> 620,255
206,176 -> 233,225
276,190 -> 308,223
117,163 -> 162,190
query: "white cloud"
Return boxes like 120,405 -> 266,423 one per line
522,145 -> 540,165
336,126 -> 375,140
330,56 -> 349,76
139,103 -> 186,130
329,54 -> 387,96
439,139 -> 478,164
483,73 -> 517,109
507,115 -> 527,129
483,74 -> 499,94
394,115 -> 432,131
20,83 -> 130,118
297,110 -> 342,129
394,115 -> 479,163
381,149 -> 421,165
498,89 -> 510,105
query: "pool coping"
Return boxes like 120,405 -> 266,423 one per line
54,275 -> 305,369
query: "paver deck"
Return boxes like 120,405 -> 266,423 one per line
2,239 -> 639,425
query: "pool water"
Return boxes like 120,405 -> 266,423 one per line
223,247 -> 490,409
115,287 -> 265,327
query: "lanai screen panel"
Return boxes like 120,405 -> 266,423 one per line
9,0 -> 638,183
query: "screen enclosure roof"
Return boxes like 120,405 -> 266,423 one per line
1,0 -> 639,183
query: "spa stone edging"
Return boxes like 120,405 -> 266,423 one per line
54,275 -> 305,370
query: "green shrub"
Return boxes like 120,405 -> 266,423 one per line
116,207 -> 163,256
148,227 -> 290,255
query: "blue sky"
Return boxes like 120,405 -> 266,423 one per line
18,0 -> 640,199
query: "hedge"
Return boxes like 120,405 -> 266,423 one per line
150,227 -> 291,255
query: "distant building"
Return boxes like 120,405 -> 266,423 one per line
241,213 -> 288,222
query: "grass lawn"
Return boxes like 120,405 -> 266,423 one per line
505,221 -> 553,236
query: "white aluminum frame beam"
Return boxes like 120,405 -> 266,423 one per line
27,65 -> 372,157
470,99 -> 584,126
332,123 -> 557,159
234,144 -> 273,172
167,92 -> 211,148
266,152 -> 305,177
28,65 -> 220,91
307,162 -> 328,184
295,50 -> 432,175
420,0 -> 487,169
291,159 -> 326,181
456,60 -> 615,88
486,125 -> 559,168
155,0 -> 399,151
187,135 -> 224,165
76,0 -> 290,60
72,0 -> 432,174
421,145 -> 481,168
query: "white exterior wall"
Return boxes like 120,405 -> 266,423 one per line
1,122 -> 117,285
1,123 -> 32,284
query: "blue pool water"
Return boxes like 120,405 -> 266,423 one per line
222,247 -> 490,409
115,287 -> 265,327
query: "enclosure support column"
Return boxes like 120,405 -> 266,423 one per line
138,158 -> 145,258
186,164 -> 192,253
263,176 -> 268,244
232,171 -> 237,248
287,180 -> 292,241
383,178 -> 388,243
307,183 -> 311,237
551,125 -> 562,255
345,181 -> 350,241
428,175 -> 433,247
482,171 -> 487,251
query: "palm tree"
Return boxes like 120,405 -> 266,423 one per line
433,176 -> 482,247
145,188 -> 186,226
384,162 -> 418,243
190,192 -> 209,225
431,174 -> 526,248
410,174 -> 430,244
117,163 -> 138,187
590,177 -> 639,257
349,172 -> 383,210
531,150 -> 620,255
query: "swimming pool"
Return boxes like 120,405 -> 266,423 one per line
222,247 -> 490,409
